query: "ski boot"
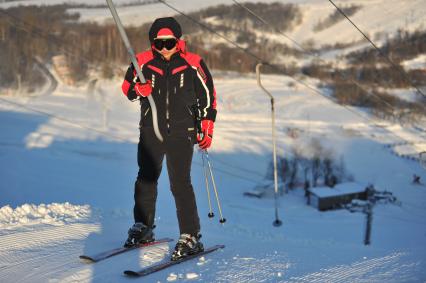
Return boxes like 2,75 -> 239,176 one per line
124,222 -> 154,247
171,233 -> 204,261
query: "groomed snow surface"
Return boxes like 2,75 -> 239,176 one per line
1,72 -> 425,282
1,1 -> 426,281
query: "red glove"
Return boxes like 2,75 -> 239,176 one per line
134,81 -> 152,97
198,120 -> 214,149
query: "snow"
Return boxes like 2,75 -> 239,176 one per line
401,54 -> 426,71
309,182 -> 365,198
382,87 -> 422,103
167,272 -> 178,281
186,272 -> 199,280
294,0 -> 426,47
1,1 -> 426,282
1,71 -> 426,282
0,202 -> 91,230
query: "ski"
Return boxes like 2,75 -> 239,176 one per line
79,238 -> 173,263
124,244 -> 225,277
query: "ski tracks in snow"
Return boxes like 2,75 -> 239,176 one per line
287,252 -> 422,283
212,252 -> 291,282
0,217 -> 173,283
210,250 -> 422,283
0,222 -> 100,282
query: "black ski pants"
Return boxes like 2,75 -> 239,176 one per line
134,127 -> 200,236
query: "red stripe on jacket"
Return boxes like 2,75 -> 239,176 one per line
147,64 -> 164,76
172,65 -> 188,75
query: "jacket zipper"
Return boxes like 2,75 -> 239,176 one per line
165,62 -> 170,135
166,89 -> 170,134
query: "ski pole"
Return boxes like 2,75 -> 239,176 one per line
105,0 -> 163,142
202,152 -> 215,218
203,150 -> 226,224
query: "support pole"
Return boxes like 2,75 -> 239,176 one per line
364,185 -> 375,245
364,202 -> 373,245
256,63 -> 282,227
106,0 -> 163,142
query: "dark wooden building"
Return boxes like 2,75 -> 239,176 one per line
308,183 -> 367,211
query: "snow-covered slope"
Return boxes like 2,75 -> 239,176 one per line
2,0 -> 425,48
290,0 -> 426,47
1,0 -> 426,281
1,72 -> 425,282
0,0 -> 273,26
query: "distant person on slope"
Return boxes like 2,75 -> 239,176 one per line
412,174 -> 421,185
120,17 -> 217,261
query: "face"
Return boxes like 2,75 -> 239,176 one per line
153,38 -> 178,60
158,45 -> 177,60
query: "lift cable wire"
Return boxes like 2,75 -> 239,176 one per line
157,0 -> 423,157
230,0 -> 416,120
327,0 -> 426,98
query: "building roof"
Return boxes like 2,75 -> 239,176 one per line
308,183 -> 365,198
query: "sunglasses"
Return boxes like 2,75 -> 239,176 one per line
153,38 -> 177,50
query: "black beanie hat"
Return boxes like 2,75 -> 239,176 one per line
148,17 -> 182,42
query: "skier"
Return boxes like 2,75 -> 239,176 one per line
121,17 -> 217,261
412,174 -> 421,185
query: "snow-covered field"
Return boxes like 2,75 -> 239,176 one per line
1,0 -> 426,282
1,71 -> 426,282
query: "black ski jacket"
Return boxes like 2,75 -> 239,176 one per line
122,45 -> 217,138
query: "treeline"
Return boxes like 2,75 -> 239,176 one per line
188,2 -> 302,32
304,66 -> 426,122
313,4 -> 361,32
2,0 -> 156,8
266,138 -> 353,193
0,5 -> 79,90
347,29 -> 426,64
0,5 -> 151,90
302,30 -> 426,122
63,0 -> 158,9
0,2 -> 303,91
